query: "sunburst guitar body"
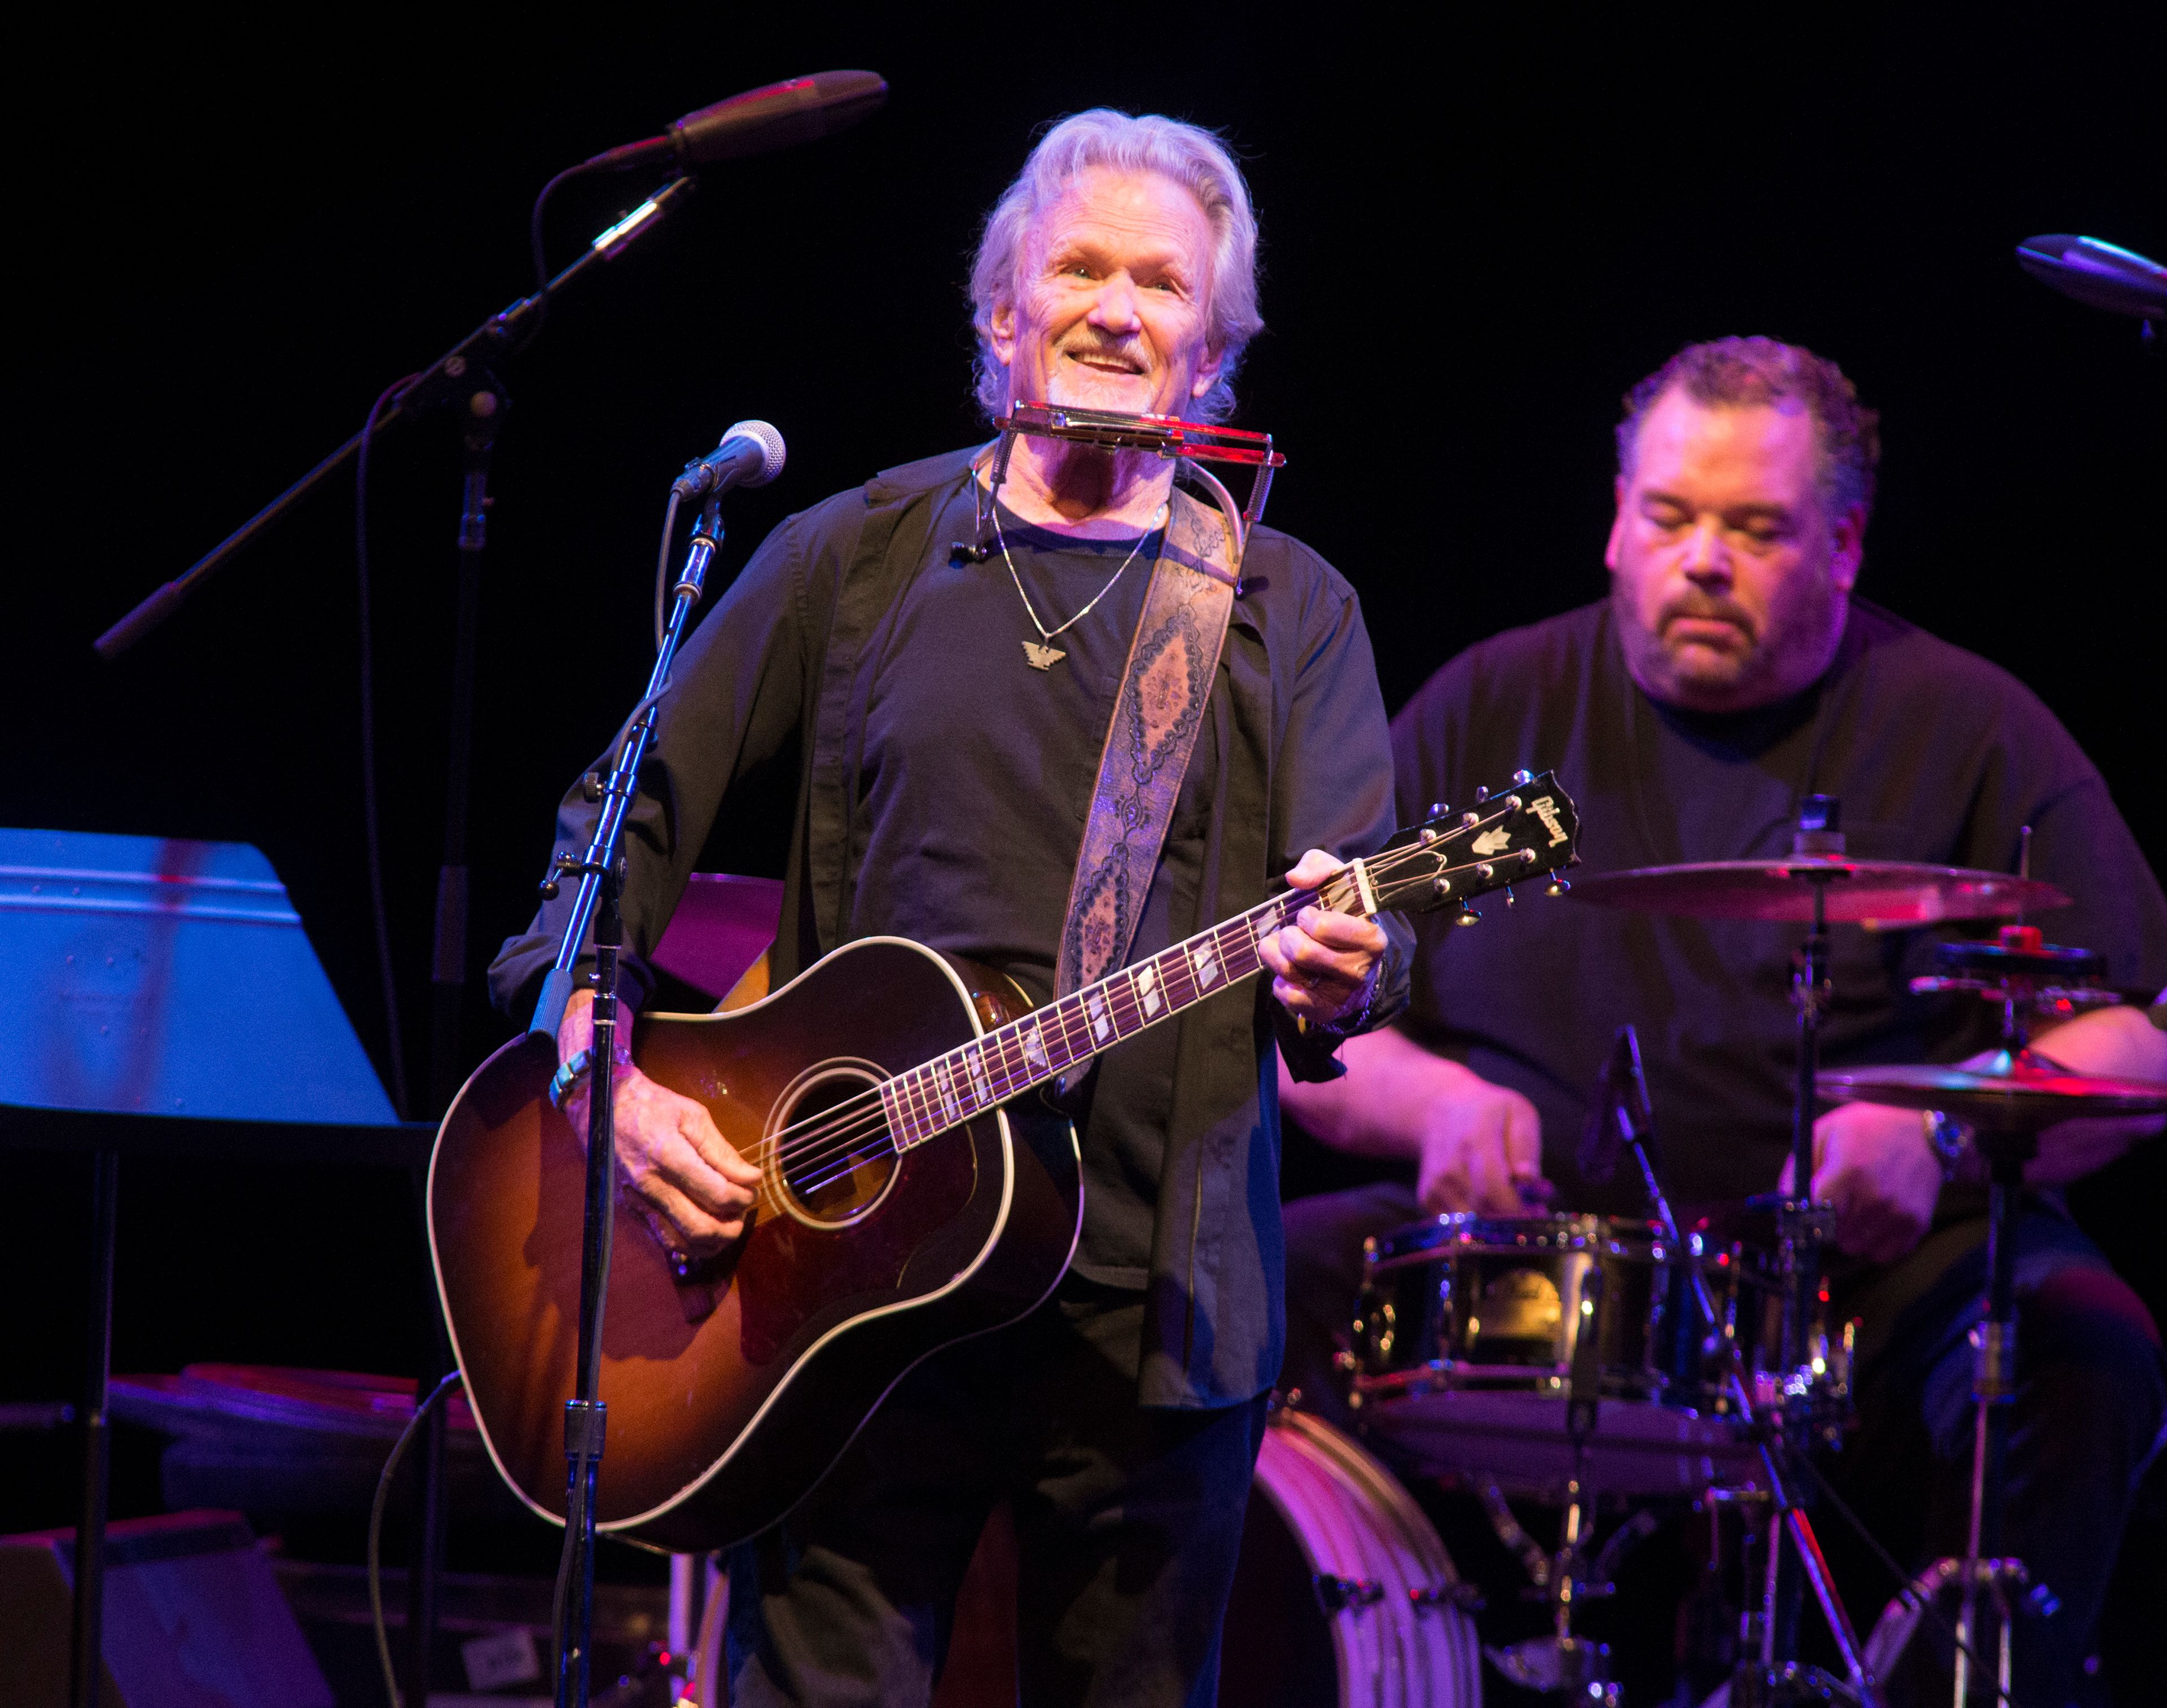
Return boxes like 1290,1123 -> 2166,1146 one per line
428,776 -> 1580,1549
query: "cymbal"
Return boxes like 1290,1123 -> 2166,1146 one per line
1820,1050 -> 2167,1130
1568,858 -> 2068,925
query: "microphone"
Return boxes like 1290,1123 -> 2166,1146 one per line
2016,234 -> 2166,321
1581,1024 -> 1657,1184
585,72 -> 888,174
673,421 -> 787,500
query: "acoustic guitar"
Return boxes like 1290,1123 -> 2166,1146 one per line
428,775 -> 1581,1551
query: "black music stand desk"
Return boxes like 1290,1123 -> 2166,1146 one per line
0,828 -> 427,1707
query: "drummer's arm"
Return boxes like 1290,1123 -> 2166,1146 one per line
1280,1026 -> 1466,1160
1995,1001 -> 2167,1187
1278,1028 -> 1547,1215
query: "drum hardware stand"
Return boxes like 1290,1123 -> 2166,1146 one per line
528,494 -> 730,1708
1846,1116 -> 2059,1708
1485,1267 -> 1622,1702
1598,1004 -> 1879,1708
1855,934 -> 2104,1707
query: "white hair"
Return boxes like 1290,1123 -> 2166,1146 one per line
968,109 -> 1264,424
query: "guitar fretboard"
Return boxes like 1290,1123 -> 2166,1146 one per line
876,877 -> 1353,1151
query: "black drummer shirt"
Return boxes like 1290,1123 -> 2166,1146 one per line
1383,596 -> 2167,1222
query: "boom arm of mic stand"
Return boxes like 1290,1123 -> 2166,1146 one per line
527,499 -> 724,1045
93,176 -> 699,662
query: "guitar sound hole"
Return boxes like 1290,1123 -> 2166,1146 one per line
771,1060 -> 897,1227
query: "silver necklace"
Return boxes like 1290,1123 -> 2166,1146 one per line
993,500 -> 1167,671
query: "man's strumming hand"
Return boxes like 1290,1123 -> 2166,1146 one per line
557,989 -> 761,1261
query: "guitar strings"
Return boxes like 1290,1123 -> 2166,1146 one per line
751,822 -> 1542,1201
756,888 -> 1311,1197
730,814 -> 1547,1201
742,811 -> 1550,1201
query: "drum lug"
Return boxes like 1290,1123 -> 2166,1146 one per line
1409,1582 -> 1485,1614
1313,1574 -> 1387,1613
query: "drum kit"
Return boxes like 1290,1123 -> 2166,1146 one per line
1259,800 -> 2167,1707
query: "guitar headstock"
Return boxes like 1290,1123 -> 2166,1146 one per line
1361,771 -> 1581,921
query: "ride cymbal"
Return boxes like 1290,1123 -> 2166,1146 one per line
1568,859 -> 2067,925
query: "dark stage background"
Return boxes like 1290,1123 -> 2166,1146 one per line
6,7 -> 2161,1554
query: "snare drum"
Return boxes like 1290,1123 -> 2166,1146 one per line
1353,1214 -> 1674,1400
1348,1214 -> 1767,1497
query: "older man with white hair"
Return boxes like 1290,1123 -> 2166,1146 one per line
490,109 -> 1407,1704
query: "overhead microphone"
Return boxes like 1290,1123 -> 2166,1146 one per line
585,72 -> 888,174
674,420 -> 787,500
2016,234 -> 2166,322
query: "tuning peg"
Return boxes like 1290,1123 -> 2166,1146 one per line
1453,903 -> 1482,927
1503,885 -> 1516,907
1475,784 -> 1491,802
1428,800 -> 1450,820
1545,875 -> 1572,897
1512,769 -> 1534,785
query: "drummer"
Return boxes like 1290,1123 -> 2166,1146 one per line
1281,336 -> 2167,1704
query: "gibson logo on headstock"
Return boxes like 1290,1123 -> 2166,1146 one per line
1529,796 -> 1570,848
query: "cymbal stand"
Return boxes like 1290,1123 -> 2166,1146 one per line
1853,1118 -> 2050,1708
1876,924 -> 2118,1703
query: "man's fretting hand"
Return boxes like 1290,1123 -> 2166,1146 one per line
556,989 -> 761,1260
1260,850 -> 1390,1030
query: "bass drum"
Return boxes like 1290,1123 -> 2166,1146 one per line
1221,1406 -> 1482,1707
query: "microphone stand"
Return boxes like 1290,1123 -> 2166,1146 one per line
534,495 -> 729,1708
87,177 -> 691,1700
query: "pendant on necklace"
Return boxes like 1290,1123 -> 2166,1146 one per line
1023,641 -> 1068,671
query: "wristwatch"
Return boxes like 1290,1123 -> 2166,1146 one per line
1922,1108 -> 1971,1182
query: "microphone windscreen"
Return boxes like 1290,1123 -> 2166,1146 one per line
2016,234 -> 2167,319
722,420 -> 787,487
672,72 -> 888,166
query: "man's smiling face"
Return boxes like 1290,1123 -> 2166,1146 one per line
990,165 -> 1222,420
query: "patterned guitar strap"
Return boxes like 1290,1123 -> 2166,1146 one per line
1054,472 -> 1243,999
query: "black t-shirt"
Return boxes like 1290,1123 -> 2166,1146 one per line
851,503 -> 1212,1283
1389,598 -> 2167,1218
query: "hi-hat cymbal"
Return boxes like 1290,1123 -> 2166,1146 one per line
1820,1051 -> 2167,1130
1568,859 -> 2068,925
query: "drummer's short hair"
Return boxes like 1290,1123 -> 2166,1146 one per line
969,109 -> 1264,424
1617,337 -> 1882,519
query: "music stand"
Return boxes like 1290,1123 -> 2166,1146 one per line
0,829 -> 427,1708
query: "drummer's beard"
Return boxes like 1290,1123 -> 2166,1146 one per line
1617,574 -> 1850,714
